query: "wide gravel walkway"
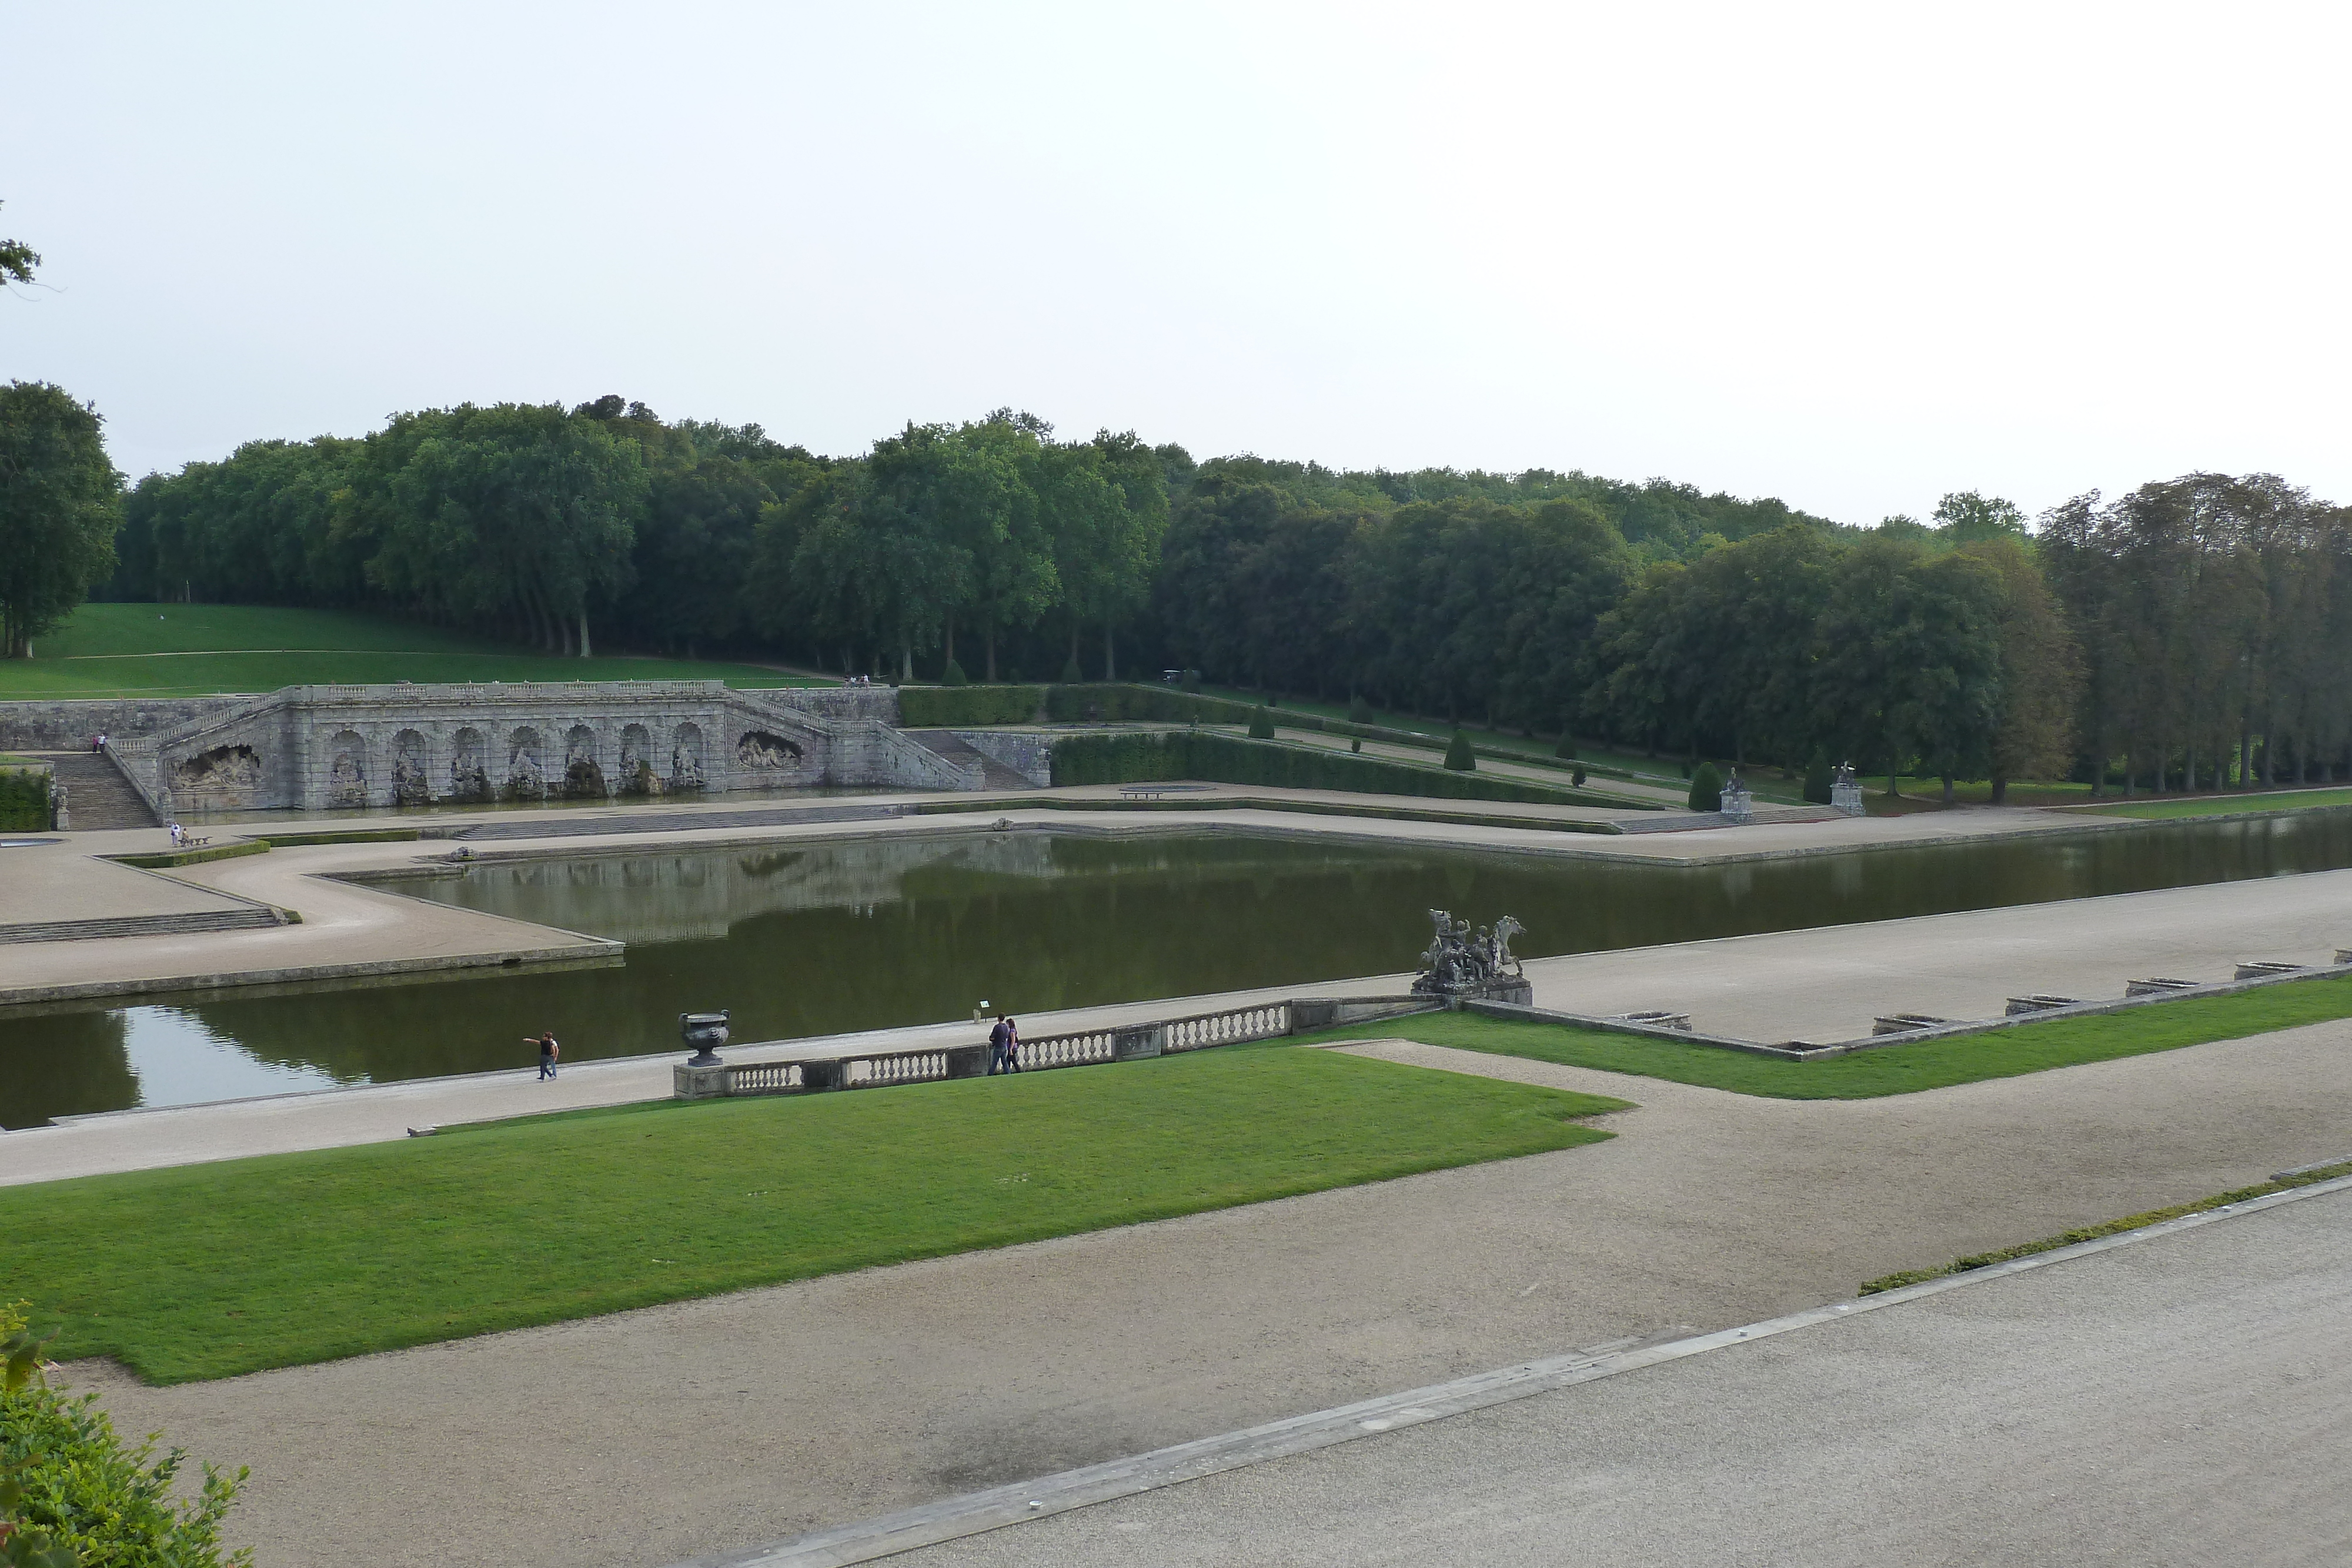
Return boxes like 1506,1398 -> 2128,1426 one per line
59,1021 -> 2352,1568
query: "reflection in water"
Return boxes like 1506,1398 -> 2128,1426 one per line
6,813 -> 2352,1126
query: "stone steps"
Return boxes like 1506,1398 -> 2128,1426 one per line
32,751 -> 159,830
0,908 -> 283,945
903,730 -> 1035,791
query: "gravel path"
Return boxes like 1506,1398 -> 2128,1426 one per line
898,1178 -> 2352,1567
61,1019 -> 2352,1568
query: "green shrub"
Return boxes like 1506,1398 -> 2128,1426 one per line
1058,656 -> 1084,685
2,1305 -> 249,1567
1443,730 -> 1475,771
1804,751 -> 1833,805
897,686 -> 1044,727
0,770 -> 47,833
1180,670 -> 1202,694
1553,733 -> 1578,761
1351,737 -> 1362,754
1348,694 -> 1371,724
1688,761 -> 1724,811
1247,704 -> 1275,740
1047,731 -> 1612,805
941,660 -> 968,687
1572,765 -> 1587,787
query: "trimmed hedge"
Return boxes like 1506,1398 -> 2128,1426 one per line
1048,731 -> 1625,805
0,767 -> 48,832
900,682 -> 1649,787
898,686 -> 1046,727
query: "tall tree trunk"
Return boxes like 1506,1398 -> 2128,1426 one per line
943,614 -> 956,676
1103,621 -> 1116,683
984,624 -> 997,683
2262,716 -> 2276,785
901,640 -> 913,684
1070,622 -> 1081,674
1940,772 -> 1955,807
1990,771 -> 2009,805
578,609 -> 592,659
2122,739 -> 2136,797
2185,745 -> 2197,793
2239,716 -> 2253,790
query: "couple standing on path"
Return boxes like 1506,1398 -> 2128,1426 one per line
988,1015 -> 1021,1075
527,1030 -> 560,1079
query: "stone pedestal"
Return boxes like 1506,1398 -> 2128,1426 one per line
1416,975 -> 1534,1008
674,1062 -> 729,1100
944,1044 -> 991,1078
1830,781 -> 1865,816
1719,787 -> 1753,824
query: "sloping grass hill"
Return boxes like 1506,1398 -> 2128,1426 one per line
5,604 -> 817,697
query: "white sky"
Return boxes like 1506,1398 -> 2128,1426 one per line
5,2 -> 2347,524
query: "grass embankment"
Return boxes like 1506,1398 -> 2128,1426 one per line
2087,787 -> 2352,820
0,1042 -> 1623,1385
1857,1158 -> 2352,1295
4,604 -> 817,698
1308,977 -> 2352,1098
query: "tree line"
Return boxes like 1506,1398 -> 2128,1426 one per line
18,387 -> 2350,792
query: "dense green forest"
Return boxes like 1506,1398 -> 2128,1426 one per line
59,396 -> 2352,793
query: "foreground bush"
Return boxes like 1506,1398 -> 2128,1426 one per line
1,1306 -> 248,1567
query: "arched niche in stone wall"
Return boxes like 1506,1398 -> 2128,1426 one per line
326,729 -> 370,809
174,744 -> 263,811
670,721 -> 706,791
448,727 -> 490,803
735,730 -> 806,774
506,726 -> 545,801
562,724 -> 605,799
392,729 -> 430,806
618,723 -> 656,795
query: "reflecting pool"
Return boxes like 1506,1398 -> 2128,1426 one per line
6,812 -> 2350,1126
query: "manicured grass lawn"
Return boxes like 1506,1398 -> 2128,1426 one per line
5,604 -> 816,697
2087,788 -> 2352,820
1309,977 -> 2352,1099
0,1043 -> 1622,1385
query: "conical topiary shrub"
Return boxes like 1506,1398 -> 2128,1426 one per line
1689,761 -> 1724,811
1248,703 -> 1275,740
1572,765 -> 1587,787
1348,694 -> 1372,724
942,659 -> 968,687
1554,730 -> 1578,760
1059,656 -> 1084,685
1803,751 -> 1833,805
1444,729 -> 1476,771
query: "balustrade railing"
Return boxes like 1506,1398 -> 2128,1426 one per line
1164,1002 -> 1291,1052
683,995 -> 1346,1103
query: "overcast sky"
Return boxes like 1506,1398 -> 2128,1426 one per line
5,2 -> 2347,524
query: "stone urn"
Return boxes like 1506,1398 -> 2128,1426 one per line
680,1010 -> 731,1067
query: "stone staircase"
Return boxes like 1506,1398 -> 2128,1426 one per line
34,751 -> 159,830
903,731 -> 1037,791
0,908 -> 284,944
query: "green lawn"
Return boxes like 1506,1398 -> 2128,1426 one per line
0,1042 -> 1622,1385
2087,787 -> 2352,820
6,604 -> 817,697
1308,977 -> 2352,1098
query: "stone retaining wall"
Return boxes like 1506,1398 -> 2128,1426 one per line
952,730 -> 1054,787
0,697 -> 237,751
113,681 -> 969,814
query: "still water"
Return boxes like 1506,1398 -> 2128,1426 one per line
6,814 -> 2350,1127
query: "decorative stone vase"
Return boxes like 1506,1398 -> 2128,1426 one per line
681,1009 -> 731,1066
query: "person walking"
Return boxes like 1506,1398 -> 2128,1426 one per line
987,1015 -> 1013,1075
1001,1016 -> 1020,1073
531,1030 -> 560,1080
